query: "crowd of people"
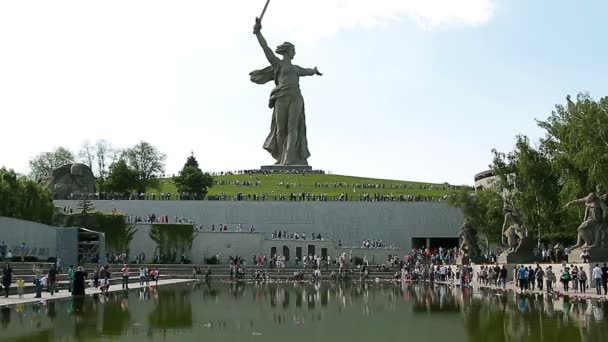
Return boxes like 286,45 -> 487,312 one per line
58,191 -> 449,203
271,231 -> 323,240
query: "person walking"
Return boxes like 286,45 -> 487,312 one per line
517,266 -> 527,293
16,278 -> 24,298
67,265 -> 75,293
601,263 -> 608,295
72,266 -> 87,296
546,266 -> 555,292
2,263 -> 13,298
561,268 -> 571,292
48,264 -> 57,295
499,265 -> 508,289
20,242 -> 26,263
571,266 -> 579,292
593,264 -> 603,295
33,264 -> 42,298
121,264 -> 130,289
536,266 -> 544,291
579,269 -> 588,293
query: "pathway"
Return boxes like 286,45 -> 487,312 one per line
0,278 -> 194,307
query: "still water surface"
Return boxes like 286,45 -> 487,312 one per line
1,282 -> 608,341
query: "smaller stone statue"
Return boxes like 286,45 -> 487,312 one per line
501,204 -> 528,252
459,218 -> 480,257
40,163 -> 95,199
564,189 -> 607,250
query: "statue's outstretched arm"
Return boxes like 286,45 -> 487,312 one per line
565,198 -> 587,208
296,66 -> 323,77
254,21 -> 279,65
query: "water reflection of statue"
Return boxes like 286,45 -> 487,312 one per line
40,163 -> 95,199
501,205 -> 528,252
565,189 -> 608,249
459,219 -> 480,257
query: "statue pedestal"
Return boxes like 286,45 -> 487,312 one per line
497,251 -> 535,264
456,255 -> 486,265
261,165 -> 313,172
568,247 -> 608,263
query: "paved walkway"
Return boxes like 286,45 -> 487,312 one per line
0,278 -> 194,307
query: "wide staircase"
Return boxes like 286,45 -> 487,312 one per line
1,262 -> 398,296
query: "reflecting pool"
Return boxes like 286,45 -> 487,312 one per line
2,282 -> 608,341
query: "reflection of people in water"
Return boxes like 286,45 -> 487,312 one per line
1,307 -> 10,329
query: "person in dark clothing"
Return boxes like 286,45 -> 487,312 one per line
72,266 -> 87,296
2,263 -> 12,298
48,265 -> 58,295
601,263 -> 608,295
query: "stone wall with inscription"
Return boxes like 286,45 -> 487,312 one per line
55,200 -> 463,252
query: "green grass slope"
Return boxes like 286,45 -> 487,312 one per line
148,174 -> 469,200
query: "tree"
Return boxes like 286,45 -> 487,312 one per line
29,146 -> 75,180
173,153 -> 213,200
486,93 -> 608,243
94,139 -> 115,191
448,188 -> 504,242
76,194 -> 95,228
78,140 -> 95,171
0,167 -> 55,225
105,159 -> 139,196
537,93 -> 608,201
184,153 -> 199,169
491,135 -> 563,240
124,141 -> 166,192
149,224 -> 196,263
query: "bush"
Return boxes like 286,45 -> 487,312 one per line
10,256 -> 39,262
353,256 -> 364,265
204,256 -> 219,265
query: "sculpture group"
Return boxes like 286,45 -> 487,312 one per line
40,163 -> 96,199
565,185 -> 608,249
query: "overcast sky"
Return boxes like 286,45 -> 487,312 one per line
1,0 -> 607,185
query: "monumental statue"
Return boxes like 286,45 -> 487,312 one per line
458,218 -> 480,257
250,4 -> 322,169
40,163 -> 96,199
498,202 -> 533,263
564,187 -> 608,250
501,204 -> 528,253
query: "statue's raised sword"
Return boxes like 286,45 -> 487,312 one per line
253,0 -> 271,33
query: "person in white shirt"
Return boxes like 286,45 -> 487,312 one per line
593,264 -> 603,295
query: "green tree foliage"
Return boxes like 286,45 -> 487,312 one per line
123,141 -> 166,192
489,93 -> 608,242
491,135 -> 562,238
147,288 -> 193,329
0,168 -> 55,224
29,146 -> 75,180
537,93 -> 608,200
448,188 -> 504,242
76,194 -> 95,228
149,224 -> 196,263
173,154 -> 213,200
105,159 -> 139,196
62,211 -> 137,253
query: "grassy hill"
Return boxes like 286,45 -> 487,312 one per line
147,174 -> 469,200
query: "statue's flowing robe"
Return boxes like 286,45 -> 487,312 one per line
250,65 -> 310,165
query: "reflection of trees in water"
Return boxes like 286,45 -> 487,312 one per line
13,329 -> 53,342
148,287 -> 193,329
101,293 -> 131,336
